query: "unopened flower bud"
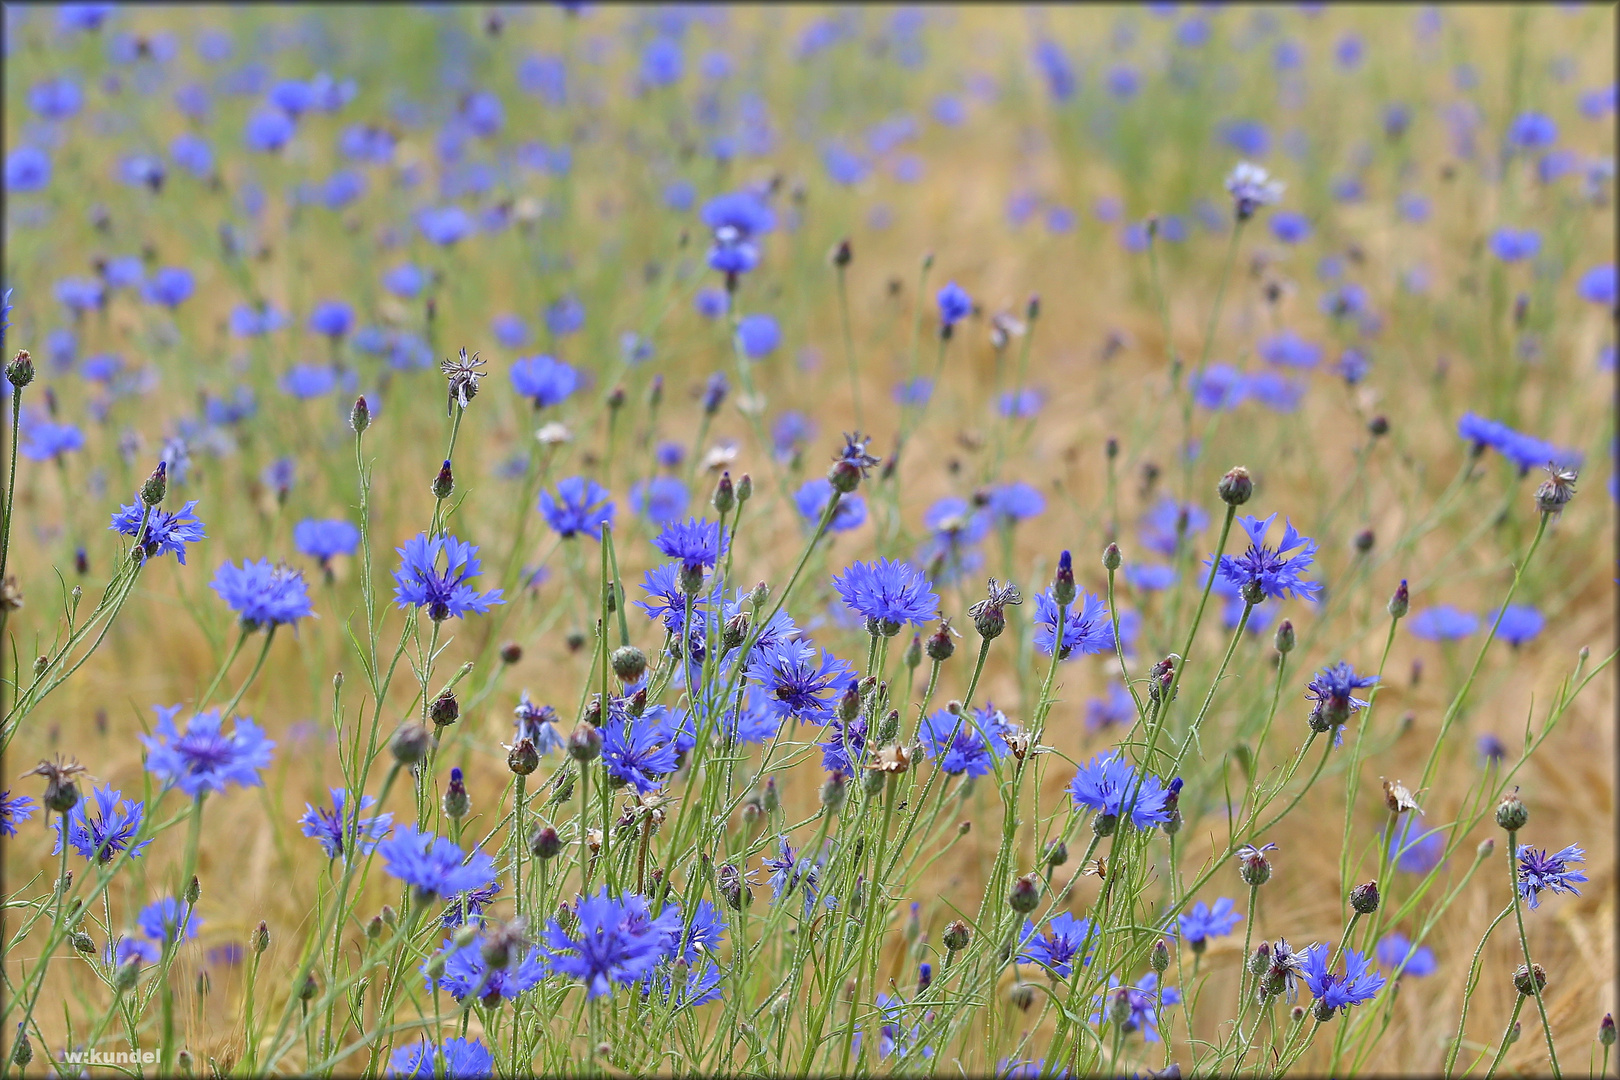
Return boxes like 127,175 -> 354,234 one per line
1312,996 -> 1337,1022
11,1029 -> 32,1067
1599,1014 -> 1615,1046
568,723 -> 602,762
1053,550 -> 1076,606
1388,579 -> 1409,619
72,931 -> 95,953
1045,840 -> 1068,867
443,768 -> 470,820
1150,938 -> 1171,974
1248,942 -> 1272,976
550,768 -> 575,804
391,722 -> 432,765
1240,847 -> 1273,887
611,645 -> 647,683
838,685 -> 860,724
297,970 -> 320,1001
1349,880 -> 1380,914
366,915 -> 383,940
713,471 -> 735,514
431,459 -> 454,500
1513,963 -> 1547,996
1093,812 -> 1118,838
877,709 -> 899,744
1102,542 -> 1122,571
350,396 -> 371,433
606,384 -> 626,411
926,622 -> 956,662
903,634 -> 922,670
115,959 -> 141,991
185,875 -> 201,905
1008,982 -> 1034,1011
1476,837 -> 1495,860
529,825 -> 562,860
253,921 -> 271,954
1008,874 -> 1040,913
820,771 -> 847,811
831,238 -> 852,267
944,919 -> 971,953
380,906 -> 396,928
430,690 -> 460,727
500,641 -> 523,664
1274,620 -> 1295,654
6,349 -> 35,389
508,738 -> 539,776
861,770 -> 885,797
1367,415 -> 1389,437
1495,790 -> 1528,832
827,458 -> 862,494
1354,528 -> 1375,554
1218,466 -> 1253,506
140,461 -> 168,506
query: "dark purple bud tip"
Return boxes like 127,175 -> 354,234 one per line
1053,550 -> 1076,605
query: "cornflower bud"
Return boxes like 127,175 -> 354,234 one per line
904,634 -> 922,670
481,919 -> 528,971
723,612 -> 750,651
430,689 -> 459,728
140,461 -> 168,506
838,685 -> 861,724
713,471 -> 735,514
1312,997 -> 1337,1022
253,921 -> 271,954
11,1030 -> 32,1067
568,724 -> 602,762
944,920 -> 971,953
1102,543 -> 1122,571
1495,789 -> 1528,832
1053,550 -> 1076,606
550,768 -> 576,804
916,961 -> 932,995
1599,1014 -> 1616,1046
185,875 -> 201,905
1008,874 -> 1040,913
297,970 -> 320,1001
431,459 -> 455,500
1513,963 -> 1547,996
350,396 -> 371,433
1008,982 -> 1034,1011
820,771 -> 847,811
1218,466 -> 1253,506
717,863 -> 750,911
1108,987 -> 1133,1027
831,238 -> 852,267
1092,813 -> 1118,838
500,641 -> 523,664
925,621 -> 956,662
611,645 -> 647,683
1150,938 -> 1171,974
380,907 -> 396,928
1239,843 -> 1274,886
861,770 -> 885,798
877,709 -> 900,744
606,385 -> 626,412
443,768 -> 470,820
761,775 -> 780,814
529,826 -> 562,860
366,915 -> 383,941
647,375 -> 663,409
6,349 -> 35,388
1354,528 -> 1375,553
71,931 -> 95,953
1106,436 -> 1120,460
1388,579 -> 1409,619
1274,620 -> 1295,654
905,903 -> 921,945
1477,837 -> 1495,860
1045,840 -> 1068,867
1349,880 -> 1380,914
115,959 -> 141,992
1367,415 -> 1389,437
1248,942 -> 1272,976
508,738 -> 539,776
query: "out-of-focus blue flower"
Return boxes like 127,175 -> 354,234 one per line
144,705 -> 275,798
138,898 -> 200,946
53,784 -> 149,863
211,559 -> 313,628
245,109 -> 295,153
1140,499 -> 1209,556
1493,604 -> 1544,646
1178,898 -> 1242,948
1244,371 -> 1304,413
392,533 -> 503,621
1489,228 -> 1540,262
1407,605 -> 1477,641
510,355 -> 578,408
388,1038 -> 496,1078
19,413 -> 84,461
539,477 -> 615,540
1125,563 -> 1177,591
378,826 -> 497,901
736,314 -> 780,358
702,190 -> 775,275
0,791 -> 36,838
793,478 -> 865,532
308,300 -> 353,338
142,267 -> 194,309
545,295 -> 585,336
1190,364 -> 1246,410
1578,264 -> 1616,306
294,519 -> 360,565
630,477 -> 689,525
418,205 -> 474,246
1085,683 -> 1136,731
1270,210 -> 1310,243
383,263 -> 425,298
281,365 -> 337,399
1455,412 -> 1577,472
1220,119 -> 1270,158
1107,64 -> 1140,99
986,482 -> 1045,524
932,94 -> 966,125
1259,331 -> 1320,368
1506,111 -> 1558,151
6,146 -> 52,192
170,133 -> 213,177
1375,933 -> 1436,977
230,303 -> 286,338
1033,39 -> 1077,101
937,281 -> 972,327
1387,812 -> 1443,873
641,36 -> 684,87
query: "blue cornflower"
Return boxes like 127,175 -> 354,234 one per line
1225,161 -> 1284,220
1375,933 -> 1437,978
1489,228 -> 1541,262
763,837 -> 822,915
714,687 -> 781,745
1516,844 -> 1586,908
986,482 -> 1046,524
772,411 -> 815,461
1270,211 -> 1311,244
1478,733 -> 1508,766
426,936 -> 546,1002
388,1038 -> 496,1079
822,144 -> 868,185
1032,589 -> 1115,659
1506,111 -> 1558,151
1456,413 -> 1574,473
1259,330 -> 1321,369
6,146 -> 52,192
893,378 -> 933,406
293,519 -> 360,565
281,365 -> 337,398
53,784 -> 150,863
308,300 -> 353,338
144,705 -> 274,798
736,314 -> 780,358
383,263 -> 425,298
661,898 -> 725,964
1189,364 -> 1247,410
545,295 -> 585,336
1214,514 -> 1321,603
142,267 -> 194,309
1408,605 -> 1478,641
820,716 -> 869,774
211,559 -> 313,629
1067,752 -> 1173,830
1016,912 -> 1094,979
999,387 -> 1045,418
832,558 -> 940,635
1140,499 -> 1210,557
298,789 -> 391,861
1086,683 -> 1136,731
747,640 -> 856,726
917,497 -> 989,583
19,415 -> 84,461
417,205 -> 474,246
110,935 -> 160,968
111,499 -> 206,564
634,563 -> 697,634
1388,812 -> 1444,873
1033,39 -> 1076,101
0,790 -> 35,837
793,478 -> 866,532
29,76 -> 82,120
230,303 -> 286,338
918,709 -> 1000,777
629,477 -> 690,526
1090,974 -> 1180,1041
56,276 -> 104,313
509,354 -> 578,408
391,533 -> 503,622
1304,662 -> 1378,728
545,889 -> 676,998
601,717 -> 680,793
654,518 -> 728,578
648,959 -> 724,1009
1178,898 -> 1243,951
514,693 -> 564,755
138,898 -> 200,945
441,881 -> 502,929
378,826 -> 497,901
1493,604 -> 1544,646
936,281 -> 972,328
1578,264 -> 1616,306
702,190 -> 775,275
1301,944 -> 1385,1015
694,287 -> 729,319
539,477 -> 615,540
1125,563 -> 1177,591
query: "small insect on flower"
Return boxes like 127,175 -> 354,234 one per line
1516,844 -> 1587,908
441,347 -> 486,416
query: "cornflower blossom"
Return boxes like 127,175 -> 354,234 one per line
1085,683 -> 1136,730
1516,844 -> 1586,908
600,717 -> 680,793
378,826 -> 498,902
833,558 -> 940,636
1493,604 -> 1544,646
0,790 -> 35,836
917,497 -> 990,583
716,687 -> 781,744
653,518 -> 729,580
138,898 -> 201,945
1304,662 -> 1378,728
1178,898 -> 1243,950
1016,912 -> 1094,979
648,961 -> 725,1009
936,281 -> 972,327
110,499 -> 206,563
110,936 -> 160,968
1387,812 -> 1444,874
1225,160 -> 1284,220
1456,413 -> 1576,473
1212,514 -> 1321,603
1407,605 -> 1478,641
793,478 -> 867,532
819,716 -> 868,775
918,709 -> 1002,777
1375,933 -> 1437,977
211,559 -> 313,628
866,993 -> 934,1060
660,900 -> 725,964
425,936 -> 546,1002
19,416 -> 84,461
1032,589 -> 1115,659
1300,944 -> 1386,1016
1139,499 -> 1209,556
143,706 -> 275,798
539,477 -> 615,540
701,190 -> 775,275
1125,563 -> 1177,591
985,482 -> 1046,525
53,784 -> 151,863
388,1038 -> 496,1079
630,477 -> 689,525
441,881 -> 501,929
1067,753 -> 1174,830
514,693 -> 565,755
293,519 -> 360,565
1090,974 -> 1180,1040
544,889 -> 677,998
390,533 -> 504,621
747,640 -> 856,726
763,837 -> 823,916
298,789 -> 392,860
509,354 -> 578,408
